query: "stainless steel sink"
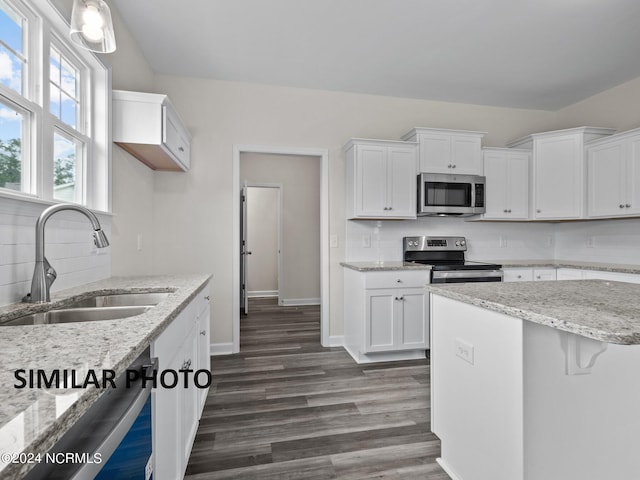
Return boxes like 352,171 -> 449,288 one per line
66,292 -> 170,308
1,306 -> 152,326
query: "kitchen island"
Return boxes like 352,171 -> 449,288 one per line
427,280 -> 640,480
0,274 -> 211,480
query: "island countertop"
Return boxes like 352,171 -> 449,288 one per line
0,274 -> 211,480
426,279 -> 640,345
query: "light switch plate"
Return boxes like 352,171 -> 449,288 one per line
455,337 -> 474,365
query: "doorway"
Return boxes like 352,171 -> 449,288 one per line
233,145 -> 329,353
241,184 -> 282,315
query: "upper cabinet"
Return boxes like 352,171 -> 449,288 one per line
345,139 -> 418,220
401,128 -> 485,175
482,148 -> 530,220
113,90 -> 191,172
508,127 -> 614,220
587,128 -> 640,218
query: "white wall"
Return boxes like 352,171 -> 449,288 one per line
246,187 -> 279,296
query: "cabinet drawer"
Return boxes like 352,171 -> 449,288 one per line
503,268 -> 534,282
364,270 -> 430,289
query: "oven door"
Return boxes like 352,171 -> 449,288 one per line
431,269 -> 503,284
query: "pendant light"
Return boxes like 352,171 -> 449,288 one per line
70,0 -> 116,53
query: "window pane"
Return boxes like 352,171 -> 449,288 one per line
49,47 -> 80,129
0,101 -> 23,191
0,1 -> 25,95
53,133 -> 80,202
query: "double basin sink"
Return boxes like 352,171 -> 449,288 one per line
1,292 -> 170,326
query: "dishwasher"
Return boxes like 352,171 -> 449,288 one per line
24,347 -> 157,480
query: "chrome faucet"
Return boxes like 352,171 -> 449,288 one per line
26,203 -> 109,303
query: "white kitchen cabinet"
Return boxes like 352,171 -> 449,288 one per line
113,90 -> 191,172
556,268 -> 586,280
345,138 -> 418,219
402,127 -> 485,175
152,283 -> 210,480
508,127 -> 614,220
196,294 -> 211,413
503,267 -> 556,282
587,128 -> 640,218
343,268 -> 430,363
483,148 -> 530,219
503,268 -> 534,282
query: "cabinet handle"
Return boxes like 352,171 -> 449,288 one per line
396,279 -> 402,283
178,146 -> 185,152
504,209 -> 508,213
536,276 -> 541,279
447,164 -> 452,168
452,164 -> 456,169
204,295 -> 211,301
508,209 -> 512,213
517,275 -> 522,279
200,330 -> 206,336
388,206 -> 392,210
620,204 -> 625,209
182,359 -> 192,370
626,204 -> 631,208
537,209 -> 541,213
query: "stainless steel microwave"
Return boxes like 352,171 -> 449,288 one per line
417,173 -> 486,216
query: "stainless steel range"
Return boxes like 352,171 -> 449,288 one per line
403,236 -> 503,283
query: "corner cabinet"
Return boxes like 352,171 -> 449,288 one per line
152,283 -> 211,480
343,268 -> 430,363
587,128 -> 640,218
482,147 -> 530,220
345,138 -> 418,219
401,127 -> 485,175
507,127 -> 614,220
113,90 -> 191,172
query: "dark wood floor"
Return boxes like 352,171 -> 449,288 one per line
185,297 -> 450,479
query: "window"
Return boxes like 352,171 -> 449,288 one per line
0,0 -> 110,211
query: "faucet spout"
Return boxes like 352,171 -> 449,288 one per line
27,203 -> 109,303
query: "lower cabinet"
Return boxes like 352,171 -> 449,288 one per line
503,267 -> 556,282
152,283 -> 211,480
344,268 -> 430,363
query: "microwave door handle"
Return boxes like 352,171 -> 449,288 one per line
470,183 -> 476,208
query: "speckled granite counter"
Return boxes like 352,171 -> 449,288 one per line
426,279 -> 640,345
0,274 -> 211,480
340,261 -> 432,272
498,259 -> 640,275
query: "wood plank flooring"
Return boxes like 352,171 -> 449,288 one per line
185,297 -> 450,479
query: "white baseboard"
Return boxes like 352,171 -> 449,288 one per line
344,344 -> 427,364
436,458 -> 462,480
279,297 -> 321,306
210,343 -> 234,355
247,290 -> 278,298
326,335 -> 344,347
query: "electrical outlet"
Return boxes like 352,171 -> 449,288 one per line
499,236 -> 507,248
455,338 -> 474,365
362,234 -> 371,248
330,235 -> 338,248
89,233 -> 97,254
586,236 -> 595,248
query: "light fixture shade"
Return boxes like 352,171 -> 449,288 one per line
70,0 -> 116,53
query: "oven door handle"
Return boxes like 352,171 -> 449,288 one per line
431,270 -> 503,280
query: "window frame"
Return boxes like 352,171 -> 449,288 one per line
0,0 -> 111,213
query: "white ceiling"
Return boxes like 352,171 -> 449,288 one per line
111,0 -> 640,111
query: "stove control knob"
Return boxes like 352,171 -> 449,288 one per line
455,241 -> 460,246
460,240 -> 466,246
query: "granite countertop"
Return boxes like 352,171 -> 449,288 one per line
340,261 -> 432,272
0,274 -> 211,480
498,259 -> 640,275
427,280 -> 640,345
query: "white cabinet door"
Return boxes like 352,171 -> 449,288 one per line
418,133 -> 452,173
534,134 -> 582,219
365,290 -> 396,352
452,135 -> 483,174
180,323 -> 199,472
197,302 -> 211,413
556,268 -> 585,280
387,145 -> 418,217
626,135 -> 640,215
483,149 -> 529,220
587,139 -> 626,217
398,289 -> 428,349
503,268 -> 534,282
356,145 -> 388,216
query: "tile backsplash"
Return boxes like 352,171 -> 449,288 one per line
0,197 -> 111,306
